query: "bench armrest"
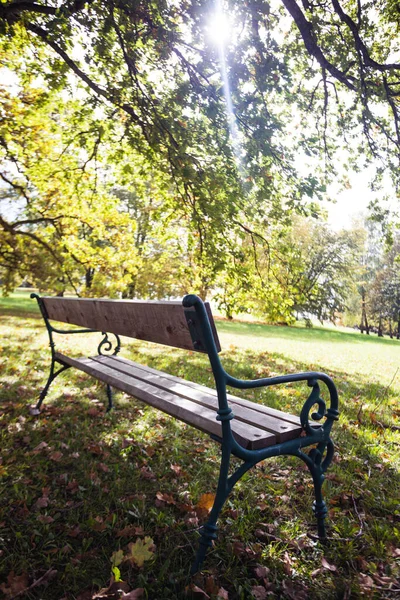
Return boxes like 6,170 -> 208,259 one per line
225,371 -> 339,437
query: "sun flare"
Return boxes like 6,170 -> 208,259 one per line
207,11 -> 231,46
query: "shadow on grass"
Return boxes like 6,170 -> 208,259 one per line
1,315 -> 400,599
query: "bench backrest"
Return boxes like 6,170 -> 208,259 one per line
40,297 -> 221,353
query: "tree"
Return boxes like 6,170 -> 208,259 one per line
214,216 -> 361,323
1,0 -> 399,305
1,1 -> 399,235
369,238 -> 400,337
356,218 -> 384,333
0,83 -> 139,295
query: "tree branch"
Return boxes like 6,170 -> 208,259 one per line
331,0 -> 400,72
281,0 -> 356,90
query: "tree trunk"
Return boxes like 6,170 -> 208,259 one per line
378,315 -> 383,337
85,267 -> 94,290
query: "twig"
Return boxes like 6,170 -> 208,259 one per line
9,569 -> 57,600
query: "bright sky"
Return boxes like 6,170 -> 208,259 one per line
325,171 -> 397,230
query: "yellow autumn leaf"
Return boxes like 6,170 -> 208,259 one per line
196,493 -> 216,512
125,537 -> 155,568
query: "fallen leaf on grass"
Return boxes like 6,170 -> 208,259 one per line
50,451 -> 63,461
254,566 -> 270,580
282,580 -> 308,600
196,493 -> 215,514
170,463 -> 184,476
156,491 -> 176,505
140,466 -> 156,480
116,525 -> 144,538
37,514 -> 54,524
125,537 -> 155,568
0,569 -> 57,598
68,525 -> 81,538
110,549 -> 124,567
186,584 -> 210,599
122,438 -> 135,449
35,496 -> 49,509
98,462 -> 110,473
32,441 -> 48,453
251,585 -> 267,599
321,557 -> 337,572
0,571 -> 29,597
120,590 -> 144,599
92,580 -> 131,599
205,576 -> 219,596
358,574 -> 374,589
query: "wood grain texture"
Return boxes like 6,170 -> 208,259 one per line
93,355 -> 303,442
42,297 -> 221,352
111,355 -> 310,428
55,352 -> 274,450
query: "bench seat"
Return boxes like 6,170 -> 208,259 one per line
55,352 -> 309,451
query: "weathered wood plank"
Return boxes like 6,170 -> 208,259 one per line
111,355 -> 308,428
93,355 -> 302,442
55,352 -> 275,450
43,298 -> 220,353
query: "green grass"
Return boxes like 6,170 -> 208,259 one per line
1,293 -> 400,598
216,319 -> 400,392
0,289 -> 40,316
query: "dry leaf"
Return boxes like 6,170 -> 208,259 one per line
117,525 -> 144,538
50,451 -> 63,461
121,590 -> 144,599
156,491 -> 176,505
170,464 -> 183,476
125,537 -> 155,568
251,585 -> 267,600
196,493 -> 215,513
186,584 -> 210,599
205,575 -> 219,596
254,566 -> 270,579
0,571 -> 29,597
321,557 -> 337,572
110,549 -> 125,567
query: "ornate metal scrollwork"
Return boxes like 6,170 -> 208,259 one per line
308,440 -> 335,473
300,379 -> 326,437
97,332 -> 121,356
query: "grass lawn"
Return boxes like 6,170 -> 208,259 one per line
1,292 -> 400,599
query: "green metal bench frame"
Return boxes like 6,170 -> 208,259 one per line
31,292 -> 339,573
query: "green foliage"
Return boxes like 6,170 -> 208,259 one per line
1,0 -> 399,317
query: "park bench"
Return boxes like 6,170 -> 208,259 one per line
31,292 -> 339,573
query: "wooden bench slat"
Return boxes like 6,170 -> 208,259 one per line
42,298 -> 221,353
93,355 -> 303,442
112,355 -> 306,428
55,352 -> 275,450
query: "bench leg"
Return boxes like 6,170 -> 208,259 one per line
191,443 -> 233,574
106,384 -> 113,412
31,362 -> 70,415
303,441 -> 334,539
191,450 -> 255,574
